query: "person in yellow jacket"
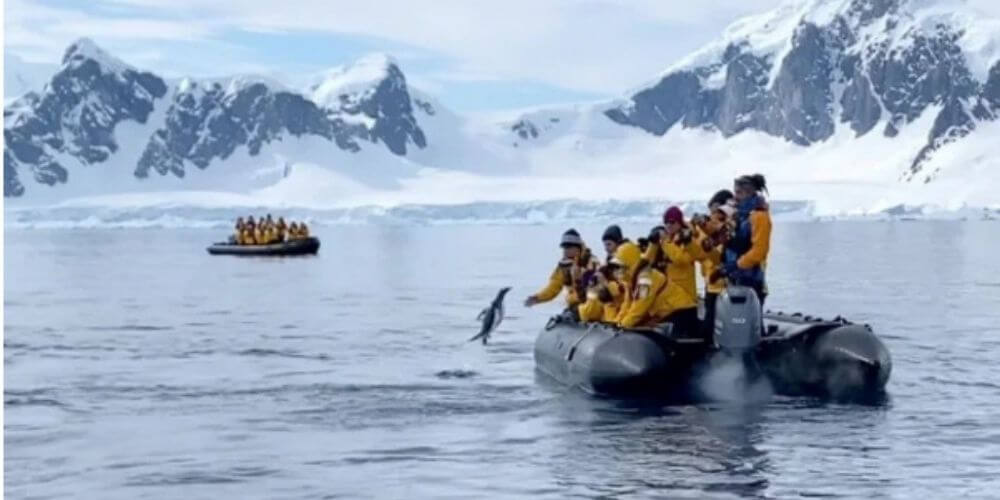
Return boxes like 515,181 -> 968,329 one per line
241,221 -> 257,245
578,258 -> 627,323
276,217 -> 288,242
613,240 -> 670,328
231,217 -> 245,244
636,206 -> 702,335
524,229 -> 599,311
254,223 -> 266,245
299,223 -> 310,239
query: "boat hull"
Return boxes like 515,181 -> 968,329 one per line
206,237 -> 320,256
533,312 -> 891,401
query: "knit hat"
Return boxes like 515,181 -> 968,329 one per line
601,224 -> 624,243
560,228 -> 583,248
663,206 -> 684,225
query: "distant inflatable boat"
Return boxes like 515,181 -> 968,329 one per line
206,237 -> 320,256
534,287 -> 891,402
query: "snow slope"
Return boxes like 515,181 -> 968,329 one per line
5,1 -> 999,220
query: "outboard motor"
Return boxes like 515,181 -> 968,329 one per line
713,285 -> 763,352
695,286 -> 767,402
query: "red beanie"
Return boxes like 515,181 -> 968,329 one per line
663,206 -> 684,225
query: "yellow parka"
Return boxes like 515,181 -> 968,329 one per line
578,279 -> 625,323
737,210 -> 771,271
611,242 -> 666,328
533,247 -> 600,308
617,266 -> 668,328
643,230 -> 701,317
694,225 -> 726,294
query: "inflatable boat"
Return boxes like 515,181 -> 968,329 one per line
533,286 -> 891,401
206,237 -> 320,256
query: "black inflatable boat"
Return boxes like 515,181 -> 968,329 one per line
533,287 -> 891,401
206,237 -> 320,256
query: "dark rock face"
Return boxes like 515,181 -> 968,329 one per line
134,81 -> 370,179
4,39 -> 429,197
4,40 -> 166,196
340,65 -> 426,155
603,4 -> 998,179
764,23 -> 836,145
511,119 -> 539,139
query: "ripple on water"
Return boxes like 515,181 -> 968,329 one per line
85,324 -> 174,332
237,348 -> 331,361
124,466 -> 280,487
434,369 -> 479,379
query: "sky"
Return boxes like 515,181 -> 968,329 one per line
3,0 -> 785,111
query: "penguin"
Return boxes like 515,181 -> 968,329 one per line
469,287 -> 512,345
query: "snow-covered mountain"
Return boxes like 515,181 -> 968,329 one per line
5,0 -> 1000,213
4,39 -> 499,200
507,0 -> 1000,183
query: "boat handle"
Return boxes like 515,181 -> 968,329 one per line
566,324 -> 597,362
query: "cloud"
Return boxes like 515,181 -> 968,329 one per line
6,0 -> 782,93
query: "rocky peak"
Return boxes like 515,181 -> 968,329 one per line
5,38 -> 167,197
5,40 -> 431,198
601,0 -> 1000,181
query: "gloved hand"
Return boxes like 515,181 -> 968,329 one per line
701,236 -> 717,253
524,295 -> 539,307
675,228 -> 693,245
723,261 -> 740,281
709,269 -> 726,283
647,227 -> 663,245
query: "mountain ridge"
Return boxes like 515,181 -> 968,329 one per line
5,0 -> 999,205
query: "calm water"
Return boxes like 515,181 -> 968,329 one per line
5,222 -> 1000,499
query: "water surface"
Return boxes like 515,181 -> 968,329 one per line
6,222 -> 1000,498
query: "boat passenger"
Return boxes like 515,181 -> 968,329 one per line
276,217 -> 288,242
614,240 -> 668,328
299,223 -> 310,239
578,259 -> 627,323
288,222 -> 299,240
697,190 -> 735,338
241,221 -> 257,245
723,174 -> 772,305
601,224 -> 626,259
644,225 -> 669,273
231,217 -> 245,244
254,222 -> 265,246
524,229 -> 599,311
640,206 -> 701,336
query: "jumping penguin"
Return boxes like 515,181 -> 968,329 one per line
469,287 -> 512,345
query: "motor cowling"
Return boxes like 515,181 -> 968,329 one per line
713,285 -> 762,351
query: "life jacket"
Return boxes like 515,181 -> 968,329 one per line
724,196 -> 767,288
